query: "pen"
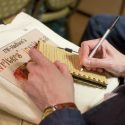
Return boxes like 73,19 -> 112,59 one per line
81,16 -> 120,71
89,16 -> 120,58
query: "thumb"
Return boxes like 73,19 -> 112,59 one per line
84,58 -> 109,69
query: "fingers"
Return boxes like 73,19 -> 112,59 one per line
26,61 -> 37,73
79,47 -> 84,65
84,58 -> 109,69
54,60 -> 71,78
79,39 -> 110,65
81,39 -> 100,50
86,67 -> 104,73
79,39 -> 100,65
79,46 -> 89,65
28,48 -> 50,67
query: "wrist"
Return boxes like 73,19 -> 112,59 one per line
42,102 -> 77,120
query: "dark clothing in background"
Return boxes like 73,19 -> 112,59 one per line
40,85 -> 125,125
81,14 -> 125,85
0,19 -> 4,24
81,14 -> 125,54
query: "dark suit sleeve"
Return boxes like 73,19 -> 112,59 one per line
39,108 -> 87,125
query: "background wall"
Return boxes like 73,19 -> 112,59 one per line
68,0 -> 125,45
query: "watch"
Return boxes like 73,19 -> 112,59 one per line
42,102 -> 77,120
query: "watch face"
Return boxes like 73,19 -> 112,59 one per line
42,106 -> 56,119
45,106 -> 56,112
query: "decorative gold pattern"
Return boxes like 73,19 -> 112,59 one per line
38,42 -> 107,87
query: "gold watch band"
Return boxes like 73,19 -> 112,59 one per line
42,102 -> 77,120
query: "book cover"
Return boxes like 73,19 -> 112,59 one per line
38,41 -> 107,88
0,29 -> 51,87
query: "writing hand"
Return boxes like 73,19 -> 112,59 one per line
79,39 -> 125,77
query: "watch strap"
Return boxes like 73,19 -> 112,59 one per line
42,102 -> 77,120
54,102 -> 77,110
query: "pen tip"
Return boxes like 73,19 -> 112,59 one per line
80,67 -> 83,71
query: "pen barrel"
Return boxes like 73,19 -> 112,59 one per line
109,16 -> 120,30
89,29 -> 111,58
88,16 -> 120,58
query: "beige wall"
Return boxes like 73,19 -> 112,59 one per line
69,0 -> 125,45
78,0 -> 123,15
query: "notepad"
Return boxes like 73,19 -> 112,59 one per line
38,41 -> 107,87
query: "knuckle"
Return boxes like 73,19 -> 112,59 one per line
26,62 -> 34,71
81,41 -> 87,47
81,42 -> 84,47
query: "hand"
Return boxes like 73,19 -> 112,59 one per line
79,39 -> 125,77
22,48 -> 74,111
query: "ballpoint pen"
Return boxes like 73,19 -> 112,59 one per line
81,16 -> 120,71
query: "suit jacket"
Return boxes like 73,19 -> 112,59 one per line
40,85 -> 125,125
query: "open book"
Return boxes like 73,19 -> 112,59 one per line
38,41 -> 107,88
0,12 -> 119,124
0,29 -> 106,88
